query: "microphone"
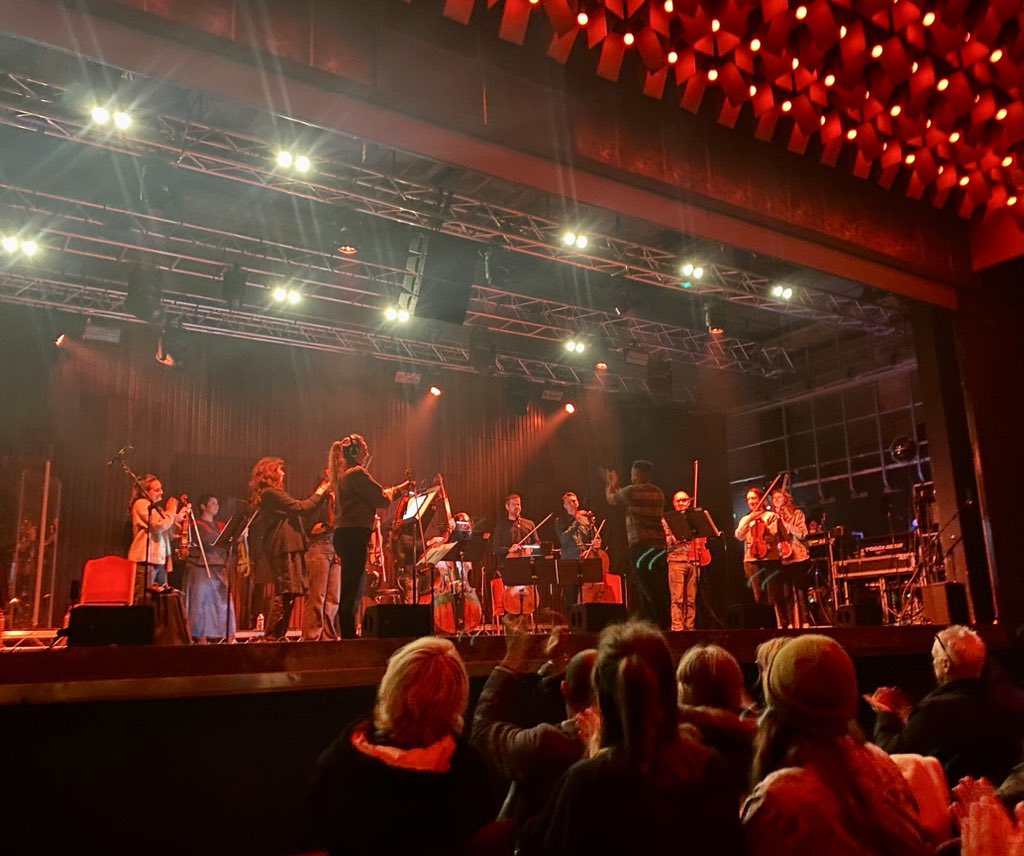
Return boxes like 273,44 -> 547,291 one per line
106,445 -> 133,466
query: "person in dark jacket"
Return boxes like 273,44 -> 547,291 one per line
866,624 -> 1024,785
471,623 -> 597,835
249,456 -> 329,640
522,621 -> 747,856
305,636 -> 497,856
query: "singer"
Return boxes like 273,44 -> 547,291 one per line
126,474 -> 189,601
328,434 -> 414,638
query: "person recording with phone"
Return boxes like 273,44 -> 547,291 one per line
329,434 -> 414,638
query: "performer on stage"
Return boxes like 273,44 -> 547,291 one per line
604,460 -> 669,629
302,473 -> 341,641
554,491 -> 600,609
771,487 -> 811,628
490,494 -> 539,620
127,474 -> 189,602
735,487 -> 790,628
249,457 -> 330,640
329,434 -> 413,638
185,494 -> 236,642
662,490 -> 700,632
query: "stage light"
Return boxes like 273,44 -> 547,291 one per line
286,289 -> 301,305
565,339 -> 579,353
693,266 -> 704,279
624,32 -> 635,47
385,306 -> 399,321
2,236 -> 20,253
20,240 -> 38,257
922,11 -> 935,26
429,385 -> 442,397
682,263 -> 694,277
595,360 -> 608,372
704,302 -> 725,335
397,308 -> 410,323
668,51 -> 679,64
294,154 -> 311,173
90,105 -> 110,125
564,402 -> 576,414
394,370 -> 421,385
276,150 -> 294,168
54,333 -> 66,347
221,263 -> 246,311
272,285 -> 289,302
113,111 -> 132,130
574,234 -> 588,249
563,231 -> 577,246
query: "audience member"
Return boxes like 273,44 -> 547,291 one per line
305,637 -> 497,856
523,621 -> 746,855
471,621 -> 597,835
866,625 -> 1024,785
676,643 -> 757,800
742,634 -> 927,855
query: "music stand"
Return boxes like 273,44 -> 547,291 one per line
555,557 -> 603,586
213,507 -> 257,639
403,489 -> 439,522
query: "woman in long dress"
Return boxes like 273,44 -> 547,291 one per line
185,494 -> 236,642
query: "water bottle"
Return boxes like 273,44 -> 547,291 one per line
255,613 -> 265,633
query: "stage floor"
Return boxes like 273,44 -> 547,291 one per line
0,623 -> 982,707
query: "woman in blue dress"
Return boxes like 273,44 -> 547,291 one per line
185,495 -> 236,642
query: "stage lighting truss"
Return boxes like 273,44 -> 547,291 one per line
0,184 -> 794,378
1,233 -> 40,258
0,72 -> 900,338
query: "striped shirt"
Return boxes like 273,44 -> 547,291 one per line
608,483 -> 666,548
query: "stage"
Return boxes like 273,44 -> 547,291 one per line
0,623 -> 1000,707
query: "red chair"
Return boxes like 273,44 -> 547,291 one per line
79,556 -> 136,605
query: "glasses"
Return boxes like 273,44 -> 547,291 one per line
934,633 -> 952,660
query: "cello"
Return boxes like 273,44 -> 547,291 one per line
501,513 -> 551,616
581,517 -> 621,604
422,475 -> 483,633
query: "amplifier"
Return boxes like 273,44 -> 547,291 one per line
833,552 -> 914,578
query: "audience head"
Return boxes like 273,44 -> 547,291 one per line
755,636 -> 790,702
594,621 -> 678,760
561,649 -> 598,716
932,625 -> 986,683
763,635 -> 858,737
677,644 -> 746,712
373,636 -> 469,748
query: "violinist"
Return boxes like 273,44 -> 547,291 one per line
735,487 -> 789,628
770,487 -> 811,628
127,474 -> 189,601
555,491 -> 601,608
662,491 -> 700,631
184,494 -> 235,642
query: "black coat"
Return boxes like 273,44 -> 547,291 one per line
305,719 -> 498,856
874,677 -> 1024,785
258,486 -> 326,557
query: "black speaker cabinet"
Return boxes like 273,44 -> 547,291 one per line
65,605 -> 155,646
921,582 -> 970,625
569,603 -> 628,633
835,602 -> 884,627
726,603 -> 776,629
361,604 -> 433,639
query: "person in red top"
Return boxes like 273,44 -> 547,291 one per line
329,434 -> 413,637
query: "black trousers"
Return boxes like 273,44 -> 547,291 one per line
630,543 -> 670,629
334,527 -> 371,638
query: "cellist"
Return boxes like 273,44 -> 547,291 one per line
735,486 -> 790,628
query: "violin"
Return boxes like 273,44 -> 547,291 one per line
174,494 -> 191,563
689,536 -> 712,566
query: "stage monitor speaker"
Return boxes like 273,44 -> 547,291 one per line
65,605 -> 155,646
835,602 -> 884,627
726,603 -> 776,629
921,582 -> 970,625
569,603 -> 628,633
361,604 -> 433,639
414,234 -> 480,325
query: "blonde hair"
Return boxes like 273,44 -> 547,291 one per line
373,637 -> 469,747
677,644 -> 746,711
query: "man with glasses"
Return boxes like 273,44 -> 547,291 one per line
865,625 -> 1024,785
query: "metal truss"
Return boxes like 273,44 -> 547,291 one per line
0,269 -> 683,400
0,71 -> 900,335
0,183 -> 787,376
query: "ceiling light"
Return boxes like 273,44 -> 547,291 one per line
595,360 -> 608,372
294,154 -> 311,172
693,266 -> 704,279
564,402 -> 576,415
112,111 -> 132,130
276,150 -> 294,168
397,308 -> 410,323
682,262 -> 694,276
562,231 -> 577,246
575,341 -> 586,353
54,333 -> 66,347
429,385 -> 442,397
286,289 -> 301,304
704,302 -> 725,335
385,306 -> 399,321
574,234 -> 588,249
2,236 -> 20,253
565,339 -> 580,353
90,105 -> 110,124
272,285 -> 288,302
791,57 -> 800,70
20,240 -> 38,257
